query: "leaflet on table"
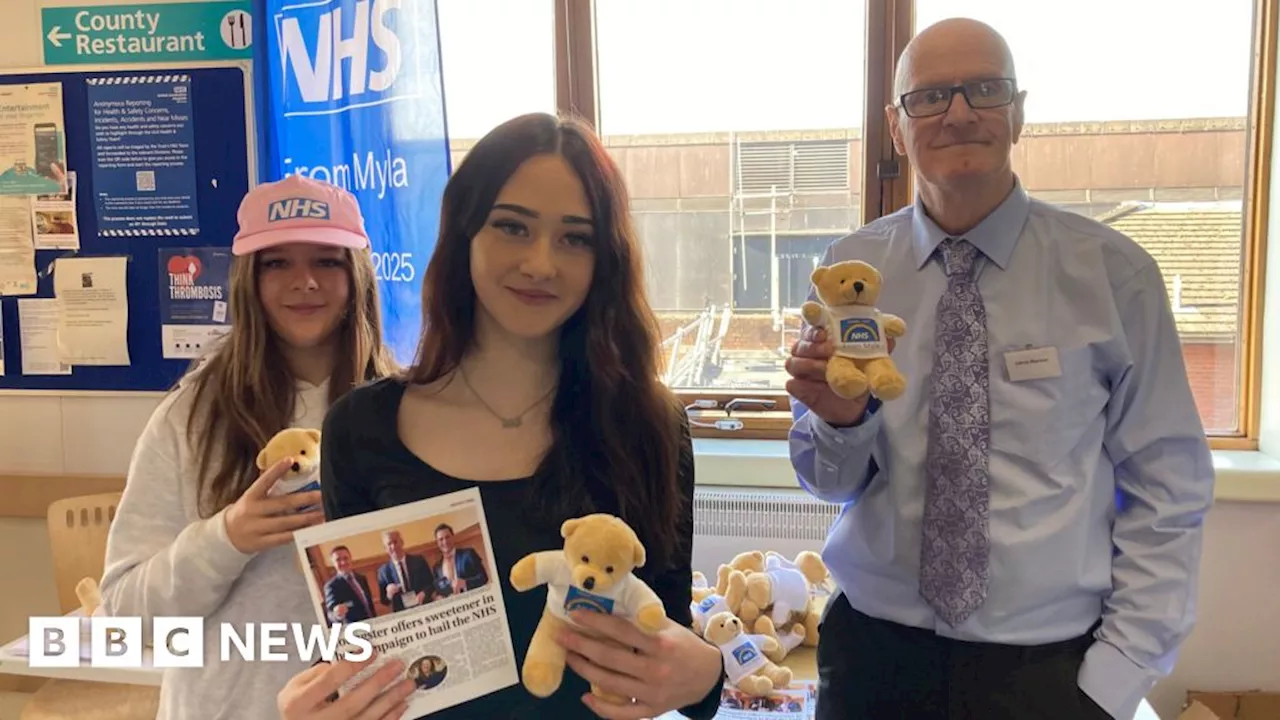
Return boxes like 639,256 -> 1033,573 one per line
292,487 -> 518,718
656,681 -> 818,720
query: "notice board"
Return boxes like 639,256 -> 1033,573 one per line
0,63 -> 252,392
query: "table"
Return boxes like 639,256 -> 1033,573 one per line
0,631 -> 1161,718
0,619 -> 162,687
659,647 -> 1163,719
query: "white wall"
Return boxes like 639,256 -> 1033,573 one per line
0,3 -> 1278,719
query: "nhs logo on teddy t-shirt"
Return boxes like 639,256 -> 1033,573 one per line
730,642 -> 759,666
564,586 -> 616,615
717,636 -> 769,684
840,317 -> 880,343
830,306 -> 889,359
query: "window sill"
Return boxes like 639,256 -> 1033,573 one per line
692,440 -> 1280,503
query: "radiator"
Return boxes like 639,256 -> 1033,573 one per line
690,487 -> 841,578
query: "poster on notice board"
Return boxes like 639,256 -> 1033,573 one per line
0,82 -> 67,196
87,74 -> 200,237
158,247 -> 231,359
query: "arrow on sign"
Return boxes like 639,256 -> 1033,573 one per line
46,26 -> 72,47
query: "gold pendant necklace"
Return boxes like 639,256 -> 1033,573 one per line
458,365 -> 556,429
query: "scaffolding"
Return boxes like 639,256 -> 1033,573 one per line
660,302 -> 732,387
731,132 -> 803,359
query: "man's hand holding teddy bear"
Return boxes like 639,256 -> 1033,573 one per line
788,259 -> 907,427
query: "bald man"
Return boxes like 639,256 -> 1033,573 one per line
786,18 -> 1213,720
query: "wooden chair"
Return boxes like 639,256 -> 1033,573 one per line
20,493 -> 160,720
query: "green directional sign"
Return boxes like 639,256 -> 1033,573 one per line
42,1 -> 253,65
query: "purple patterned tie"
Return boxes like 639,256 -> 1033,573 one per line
919,237 -> 991,627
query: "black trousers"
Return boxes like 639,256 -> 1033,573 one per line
815,593 -> 1114,720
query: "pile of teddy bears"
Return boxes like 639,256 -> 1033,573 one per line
691,550 -> 831,697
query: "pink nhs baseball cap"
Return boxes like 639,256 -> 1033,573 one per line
232,174 -> 369,256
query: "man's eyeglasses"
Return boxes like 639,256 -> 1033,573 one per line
898,78 -> 1018,118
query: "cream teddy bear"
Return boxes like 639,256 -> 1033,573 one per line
801,259 -> 907,400
257,427 -> 322,510
743,551 -> 829,647
690,567 -> 748,636
702,611 -> 793,696
510,514 -> 666,703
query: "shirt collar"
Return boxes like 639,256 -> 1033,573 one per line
911,176 -> 1030,270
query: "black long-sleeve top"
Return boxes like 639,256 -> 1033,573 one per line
320,377 -> 724,720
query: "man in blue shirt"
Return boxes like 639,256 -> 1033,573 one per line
786,17 -> 1215,720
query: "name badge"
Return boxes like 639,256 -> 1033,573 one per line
1004,346 -> 1061,381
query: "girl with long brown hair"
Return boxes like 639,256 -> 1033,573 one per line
278,113 -> 725,720
100,175 -> 407,720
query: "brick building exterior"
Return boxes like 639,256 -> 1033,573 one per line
452,117 -> 1247,432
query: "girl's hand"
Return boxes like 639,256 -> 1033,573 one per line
224,457 -> 324,553
558,610 -> 724,719
277,655 -> 415,720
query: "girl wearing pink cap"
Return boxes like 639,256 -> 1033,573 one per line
278,113 -> 724,720
99,175 -> 405,720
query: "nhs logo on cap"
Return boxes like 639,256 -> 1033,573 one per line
272,0 -> 427,117
269,198 -> 331,222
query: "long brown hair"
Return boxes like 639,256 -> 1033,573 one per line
186,247 -> 397,517
407,113 -> 685,569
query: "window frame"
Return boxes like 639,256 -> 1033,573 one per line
554,0 -> 1275,450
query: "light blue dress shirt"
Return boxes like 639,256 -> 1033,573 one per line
789,179 -> 1215,720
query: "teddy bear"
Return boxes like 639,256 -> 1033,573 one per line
801,259 -> 907,400
257,428 -> 322,510
765,550 -> 831,590
690,567 -> 748,636
751,615 -> 807,662
691,571 -> 712,602
719,550 -> 766,581
702,611 -> 793,696
510,514 -> 666,703
743,551 -> 830,648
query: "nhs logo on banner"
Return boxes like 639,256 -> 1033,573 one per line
264,0 -> 451,365
274,0 -> 410,117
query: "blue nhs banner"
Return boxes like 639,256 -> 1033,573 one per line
263,0 -> 451,365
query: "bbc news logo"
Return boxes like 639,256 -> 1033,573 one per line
29,616 -> 372,668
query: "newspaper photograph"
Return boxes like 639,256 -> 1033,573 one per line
293,487 -> 518,717
657,681 -> 817,720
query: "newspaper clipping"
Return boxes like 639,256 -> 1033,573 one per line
658,681 -> 818,720
293,487 -> 518,717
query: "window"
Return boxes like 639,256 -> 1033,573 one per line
436,0 -> 556,166
912,0 -> 1259,437
593,1 -> 867,431
460,0 -> 1272,445
736,141 -> 851,195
